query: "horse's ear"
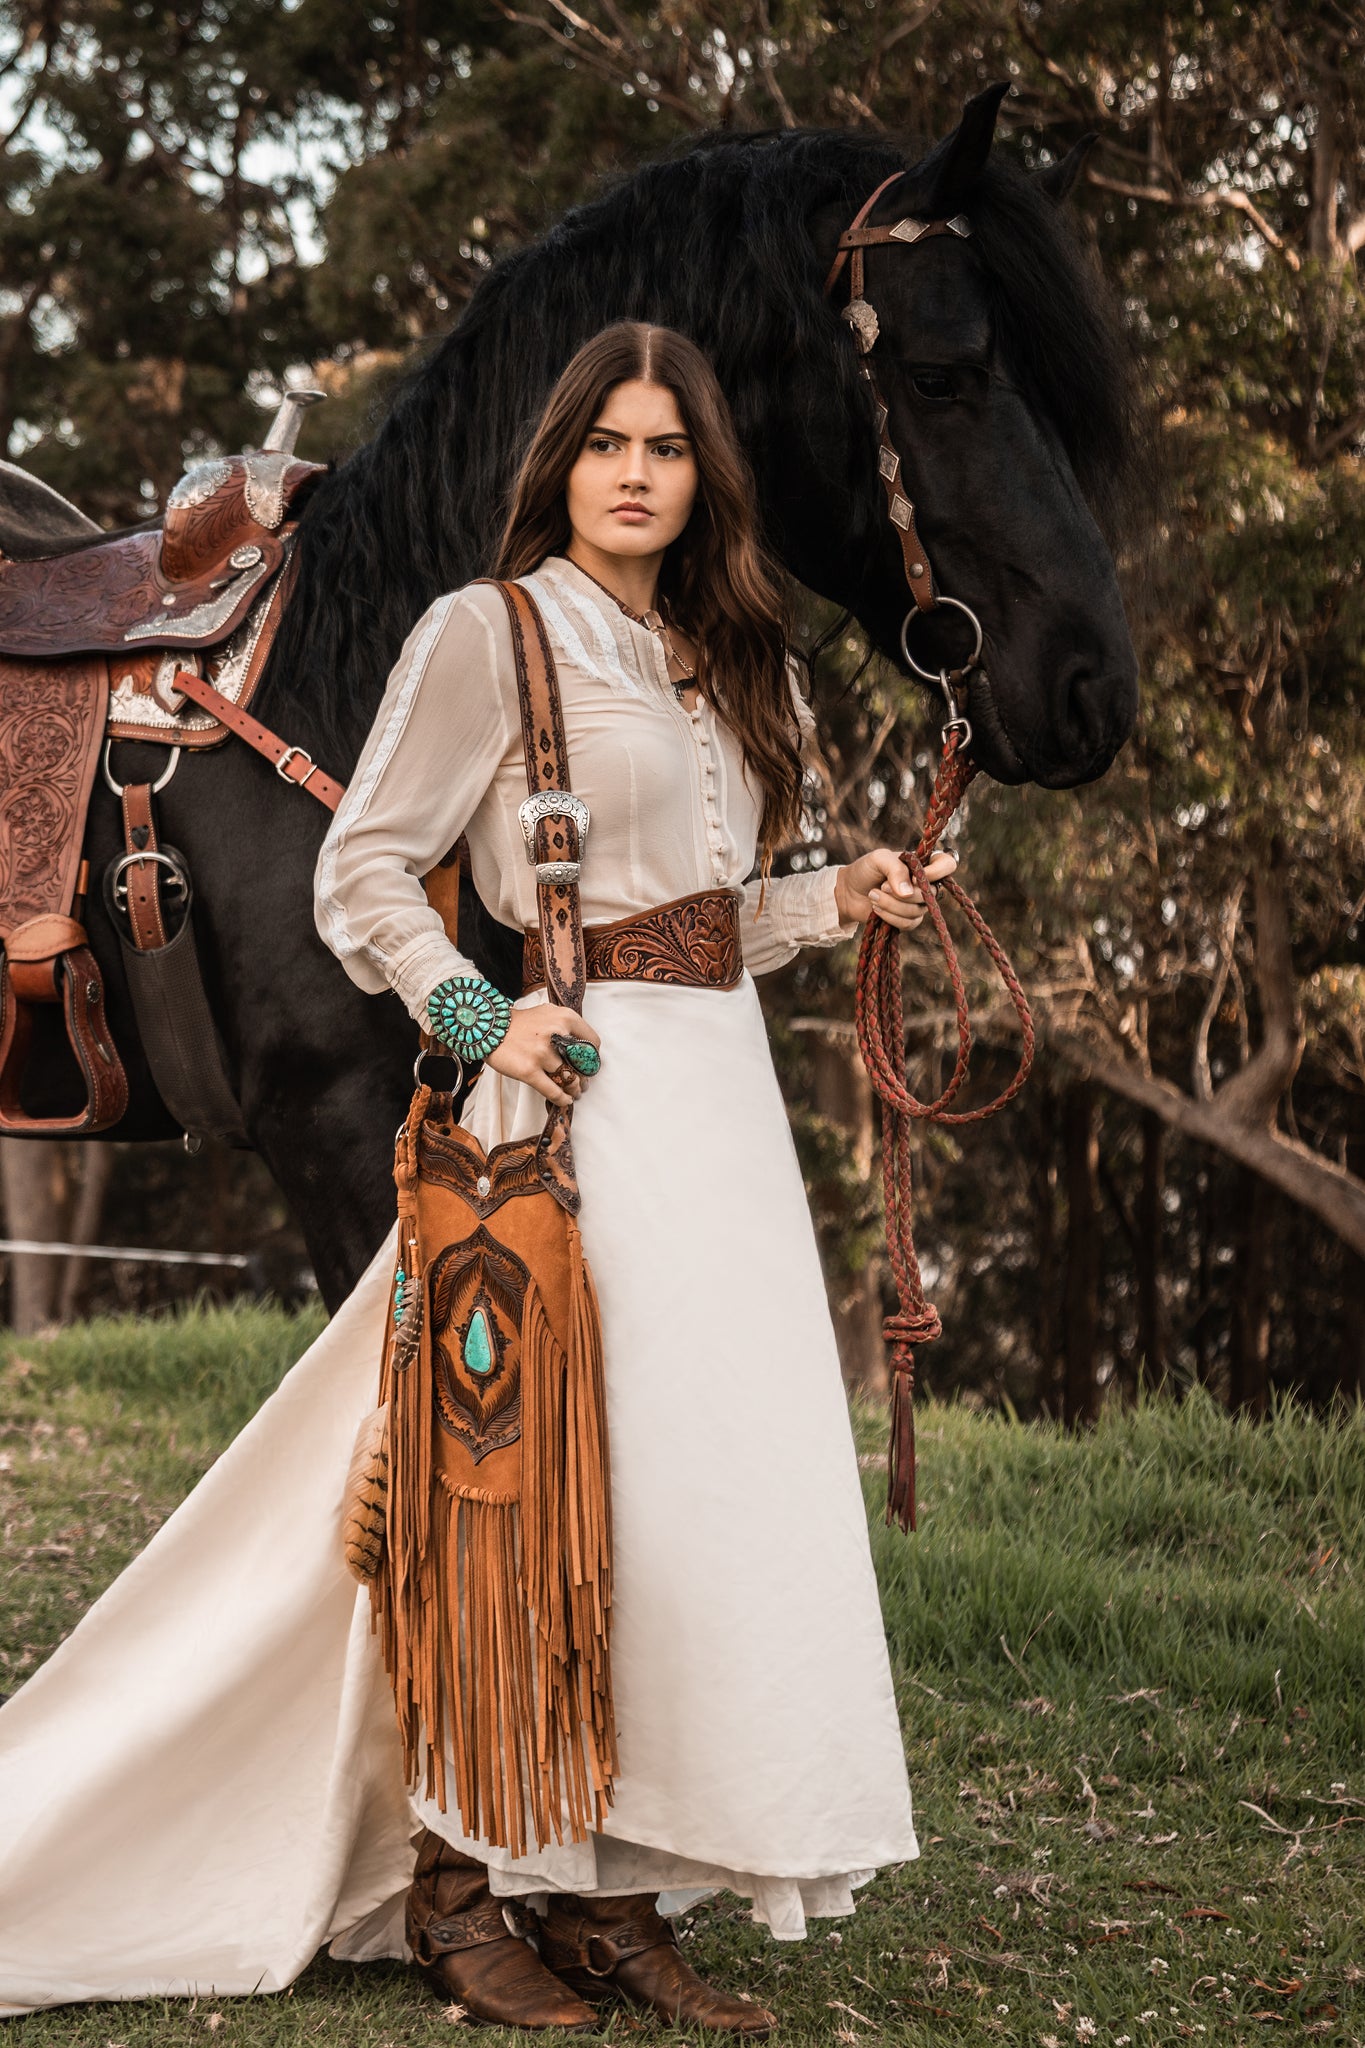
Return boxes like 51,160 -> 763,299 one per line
1036,134 -> 1098,205
920,82 -> 1010,215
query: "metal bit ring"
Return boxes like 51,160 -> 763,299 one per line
899,595 -> 983,685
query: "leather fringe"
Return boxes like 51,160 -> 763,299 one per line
371,1164 -> 616,1854
886,1366 -> 917,1533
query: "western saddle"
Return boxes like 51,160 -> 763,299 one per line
0,390 -> 336,1138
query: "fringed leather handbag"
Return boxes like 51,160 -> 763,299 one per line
348,579 -> 617,1857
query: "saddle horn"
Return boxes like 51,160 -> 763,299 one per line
260,388 -> 327,456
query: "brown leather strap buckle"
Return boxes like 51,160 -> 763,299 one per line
489,580 -> 590,1021
418,1895 -> 524,1957
275,743 -> 322,791
578,1910 -> 677,1975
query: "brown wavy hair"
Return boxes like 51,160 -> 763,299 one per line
495,321 -> 804,857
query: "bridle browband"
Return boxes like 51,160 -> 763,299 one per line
823,169 -> 979,746
826,170 -> 1035,1535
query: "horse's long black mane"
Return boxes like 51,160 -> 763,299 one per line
260,126 -> 1138,768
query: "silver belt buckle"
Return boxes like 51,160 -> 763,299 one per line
518,791 -> 590,885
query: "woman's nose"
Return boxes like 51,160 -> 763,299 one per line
616,444 -> 648,488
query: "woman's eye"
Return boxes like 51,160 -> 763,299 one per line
910,370 -> 956,402
653,442 -> 682,458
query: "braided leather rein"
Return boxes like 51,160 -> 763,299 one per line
826,172 -> 1035,1529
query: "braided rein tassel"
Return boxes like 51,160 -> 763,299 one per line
853,734 -> 1036,1531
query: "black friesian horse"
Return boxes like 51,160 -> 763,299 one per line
52,88 -> 1140,1303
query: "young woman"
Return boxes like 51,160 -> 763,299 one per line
314,321 -> 954,2034
0,322 -> 952,2031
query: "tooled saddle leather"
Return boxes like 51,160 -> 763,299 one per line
0,448 -> 319,660
0,392 -> 326,1132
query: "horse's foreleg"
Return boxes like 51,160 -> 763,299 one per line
244,1045 -> 412,1309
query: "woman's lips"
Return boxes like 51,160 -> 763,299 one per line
611,505 -> 651,521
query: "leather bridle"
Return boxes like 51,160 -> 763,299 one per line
823,170 -> 980,746
826,171 -> 1035,1534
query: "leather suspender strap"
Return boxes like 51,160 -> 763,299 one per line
169,668 -> 346,810
120,783 -> 169,951
489,581 -> 589,1017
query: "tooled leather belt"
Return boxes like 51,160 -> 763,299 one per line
521,886 -> 743,993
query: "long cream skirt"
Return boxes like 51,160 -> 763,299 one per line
0,974 -> 916,2013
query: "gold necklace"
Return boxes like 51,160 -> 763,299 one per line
571,561 -> 698,695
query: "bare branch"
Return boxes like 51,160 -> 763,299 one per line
1192,880 -> 1245,1101
494,0 -> 704,124
1086,169 -> 1302,270
1049,1032 -> 1365,1258
829,85 -> 886,132
1311,404 -> 1365,461
1013,2 -> 1110,125
1215,863 -> 1305,1126
753,0 -> 796,130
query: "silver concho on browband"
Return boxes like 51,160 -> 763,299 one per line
518,790 -> 590,886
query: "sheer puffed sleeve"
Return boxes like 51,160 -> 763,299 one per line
738,659 -> 859,976
314,586 -> 515,1024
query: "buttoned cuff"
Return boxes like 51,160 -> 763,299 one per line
387,931 -> 486,1027
769,863 -> 860,949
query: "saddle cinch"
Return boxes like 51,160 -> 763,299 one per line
0,389 -> 332,1138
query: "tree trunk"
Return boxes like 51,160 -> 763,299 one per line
1031,1089 -> 1060,1413
1050,1030 -> 1364,1256
1309,63 -> 1342,264
1337,1250 -> 1364,1405
1229,1169 -> 1273,1417
57,1146 -> 114,1325
1193,1168 -> 1213,1388
808,1027 -> 887,1399
1136,1110 -> 1166,1384
1062,1083 -> 1100,1427
0,1141 -> 68,1334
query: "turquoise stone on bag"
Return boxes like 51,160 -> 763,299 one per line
463,1309 -> 494,1375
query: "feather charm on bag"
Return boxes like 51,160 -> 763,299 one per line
343,1401 -> 390,1583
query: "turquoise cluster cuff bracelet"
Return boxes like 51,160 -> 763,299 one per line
426,974 -> 512,1063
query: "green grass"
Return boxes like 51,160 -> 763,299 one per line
2,1308 -> 1362,2046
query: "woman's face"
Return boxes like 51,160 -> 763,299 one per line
565,378 -> 699,563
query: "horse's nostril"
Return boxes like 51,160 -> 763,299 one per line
1061,662 -> 1138,768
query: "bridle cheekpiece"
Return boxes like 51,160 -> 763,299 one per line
823,169 -> 979,746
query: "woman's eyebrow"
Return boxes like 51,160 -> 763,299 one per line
587,427 -> 692,441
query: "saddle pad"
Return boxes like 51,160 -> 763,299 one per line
0,654 -> 107,938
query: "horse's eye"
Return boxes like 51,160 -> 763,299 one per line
910,370 -> 956,403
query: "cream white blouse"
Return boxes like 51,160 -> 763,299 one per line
314,555 -> 858,1021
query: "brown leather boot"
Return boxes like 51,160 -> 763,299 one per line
539,1891 -> 777,2036
405,1831 -> 599,2032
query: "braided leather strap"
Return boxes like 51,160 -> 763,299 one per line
853,733 -> 1035,1531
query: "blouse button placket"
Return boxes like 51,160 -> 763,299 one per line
686,707 -> 730,885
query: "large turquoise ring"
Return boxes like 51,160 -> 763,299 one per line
551,1032 -> 602,1078
427,975 -> 512,1063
